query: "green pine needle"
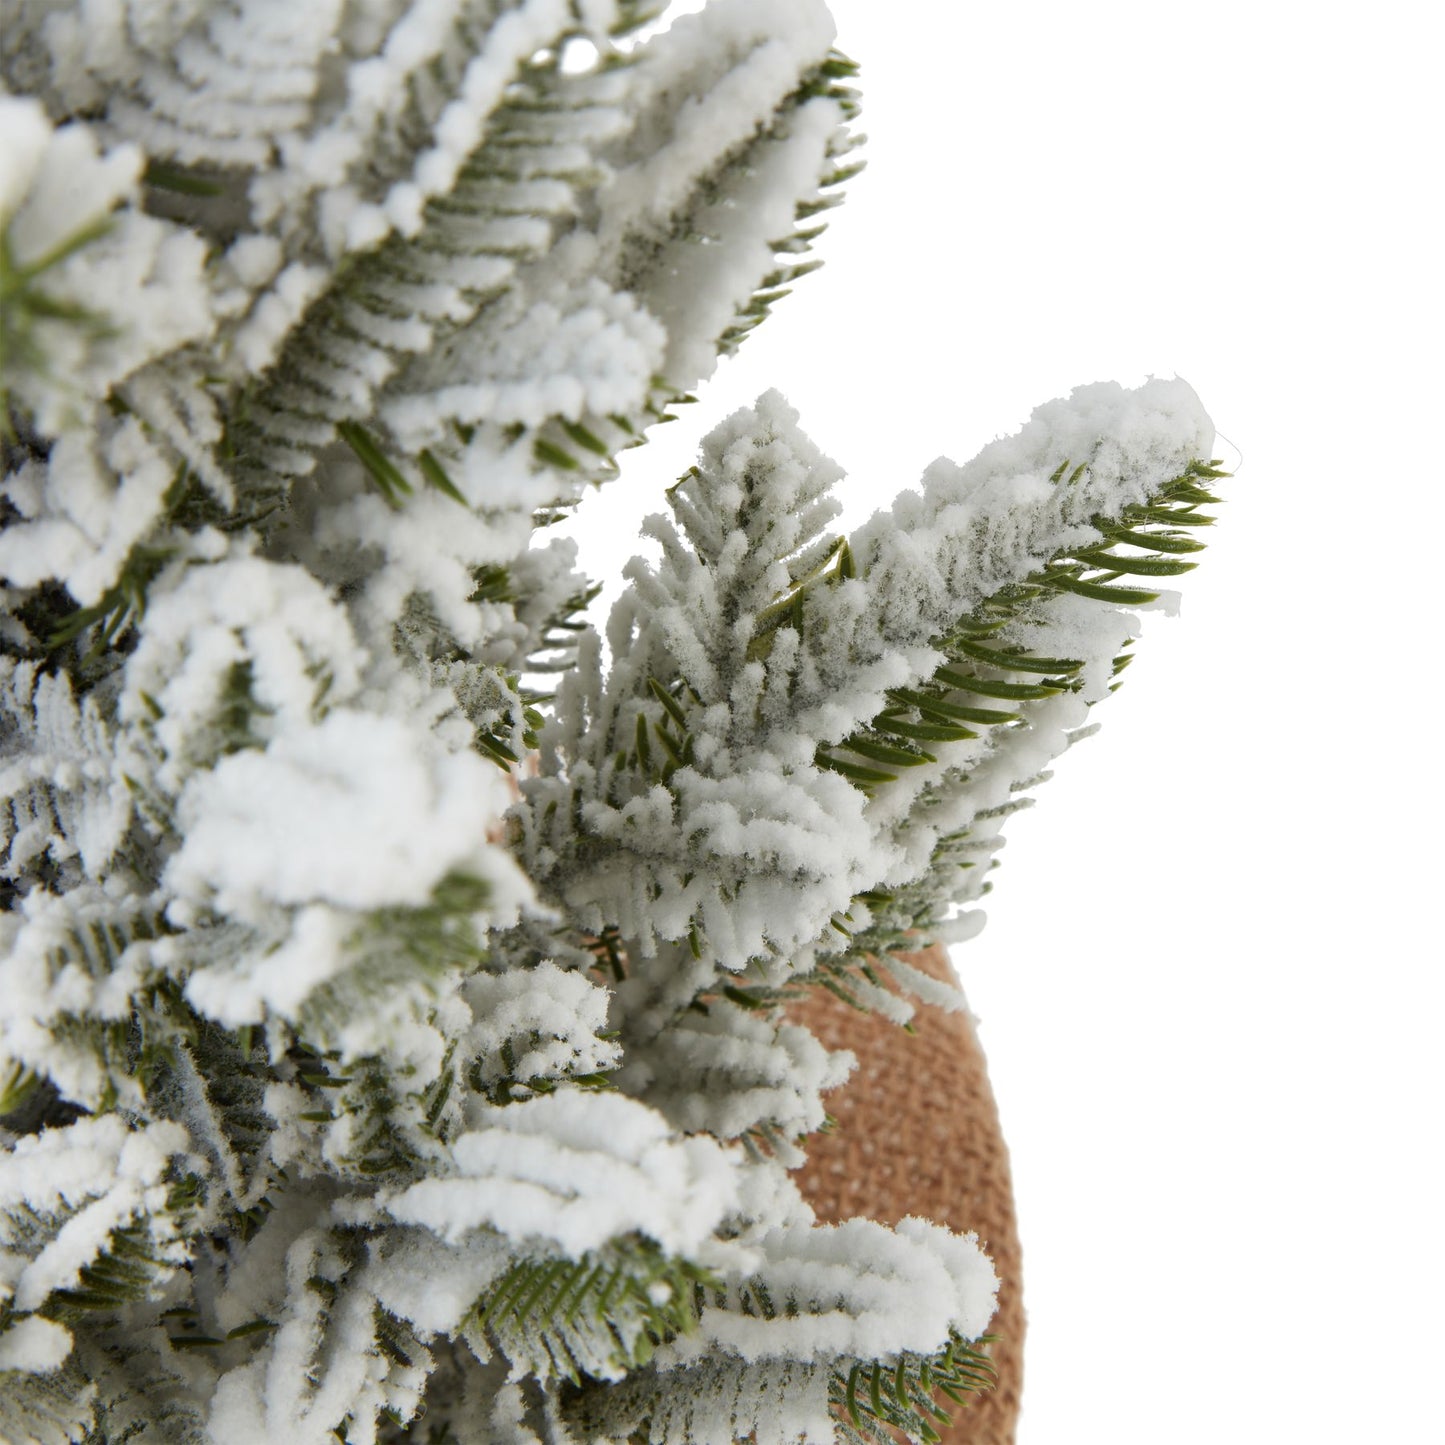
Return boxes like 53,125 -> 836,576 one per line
830,1331 -> 998,1445
476,1237 -> 715,1385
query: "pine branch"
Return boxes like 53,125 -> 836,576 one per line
564,1331 -> 997,1445
715,51 -> 864,361
170,1018 -> 275,1209
75,1321 -> 212,1445
819,459 -> 1226,792
565,1355 -> 832,1445
0,1357 -> 97,1445
220,25 -> 860,526
219,45 -> 631,509
0,1117 -> 199,1348
785,460 -> 1226,1021
0,661 -> 133,889
191,1226 -> 432,1445
0,885 -> 177,1112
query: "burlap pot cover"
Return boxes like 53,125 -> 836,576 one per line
790,945 -> 1024,1445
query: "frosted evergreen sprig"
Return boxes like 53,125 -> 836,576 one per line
563,1215 -> 998,1444
519,387 -> 1219,1013
810,455 -> 1227,998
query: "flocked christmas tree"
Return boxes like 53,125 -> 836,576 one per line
0,3 -> 1224,1441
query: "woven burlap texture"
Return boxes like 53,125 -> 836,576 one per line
790,944 -> 1024,1445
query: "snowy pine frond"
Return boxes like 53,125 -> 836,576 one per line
518,392 -> 877,974
0,884 -> 172,1112
375,1091 -> 741,1261
161,1014 -> 274,1212
681,1216 -> 997,1368
571,1334 -> 997,1445
520,381 -> 1217,1046
569,1354 -> 834,1445
0,1358 -> 97,1445
629,1002 -> 851,1163
0,1115 -> 198,1364
571,1220 -> 997,1445
0,662 -> 130,888
165,711 -> 529,1047
234,37 -> 633,488
814,461 -> 1222,1012
374,1342 -> 549,1445
195,0 -> 858,532
116,554 -> 366,796
827,456 -> 1225,799
71,1322 -> 212,1445
759,380 -> 1216,752
203,1224 -> 431,1445
820,456 -> 1227,965
175,874 -> 505,1063
462,960 -> 621,1102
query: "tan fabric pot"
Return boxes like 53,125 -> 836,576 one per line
790,945 -> 1024,1444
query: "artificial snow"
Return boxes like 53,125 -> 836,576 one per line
166,709 -> 517,916
381,1091 -> 742,1259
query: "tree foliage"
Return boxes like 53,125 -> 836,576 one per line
1,2 -> 1221,1440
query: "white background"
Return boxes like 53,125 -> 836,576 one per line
560,3 -> 1445,1439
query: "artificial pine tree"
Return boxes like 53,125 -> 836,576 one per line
0,3 -> 1223,1441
